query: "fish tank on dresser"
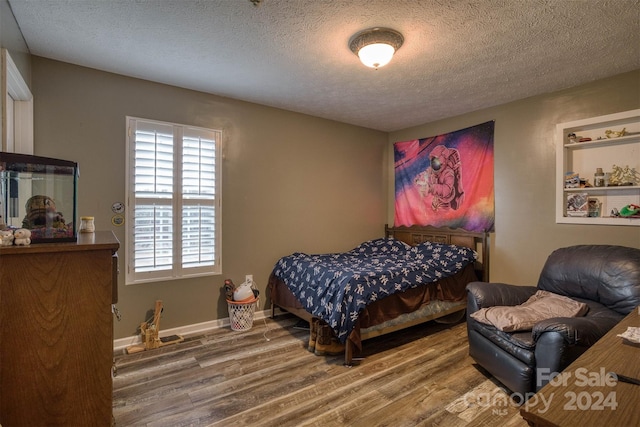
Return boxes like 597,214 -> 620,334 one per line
0,152 -> 78,243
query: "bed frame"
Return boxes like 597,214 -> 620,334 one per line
271,224 -> 491,365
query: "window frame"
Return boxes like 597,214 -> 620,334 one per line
125,116 -> 222,285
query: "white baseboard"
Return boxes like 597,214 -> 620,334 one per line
113,308 -> 272,351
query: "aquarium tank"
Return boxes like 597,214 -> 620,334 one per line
0,152 -> 78,243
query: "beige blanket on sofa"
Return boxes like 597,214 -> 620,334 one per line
470,290 -> 588,332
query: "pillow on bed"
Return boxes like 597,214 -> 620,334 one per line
410,241 -> 477,262
349,238 -> 411,256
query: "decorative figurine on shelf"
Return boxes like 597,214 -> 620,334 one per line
567,132 -> 578,144
594,168 -> 605,187
610,165 -> 640,186
587,198 -> 601,218
565,171 -> 580,188
13,228 -> 31,246
605,128 -> 627,138
619,204 -> 640,218
0,229 -> 14,246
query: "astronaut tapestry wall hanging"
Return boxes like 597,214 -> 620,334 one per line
394,121 -> 495,233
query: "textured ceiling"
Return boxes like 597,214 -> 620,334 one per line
8,0 -> 640,132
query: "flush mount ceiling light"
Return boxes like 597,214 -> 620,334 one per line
349,27 -> 404,69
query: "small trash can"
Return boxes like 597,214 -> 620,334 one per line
227,297 -> 257,331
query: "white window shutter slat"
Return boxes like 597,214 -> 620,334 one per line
125,117 -> 222,284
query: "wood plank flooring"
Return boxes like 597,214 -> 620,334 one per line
113,315 -> 529,427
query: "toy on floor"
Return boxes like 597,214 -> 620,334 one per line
126,300 -> 184,354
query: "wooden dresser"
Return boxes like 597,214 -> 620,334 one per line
0,231 -> 119,426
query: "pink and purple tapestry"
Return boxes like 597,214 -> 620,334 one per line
394,121 -> 495,232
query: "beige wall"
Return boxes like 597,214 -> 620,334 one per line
31,57 -> 388,339
388,70 -> 640,285
26,54 -> 640,338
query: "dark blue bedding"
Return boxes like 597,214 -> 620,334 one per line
272,238 -> 477,343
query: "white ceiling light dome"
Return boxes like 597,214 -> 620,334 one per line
349,27 -> 404,69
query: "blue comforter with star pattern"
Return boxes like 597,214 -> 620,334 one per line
272,238 -> 477,343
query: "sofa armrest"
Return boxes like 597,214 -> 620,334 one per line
532,316 -> 621,347
466,282 -> 537,314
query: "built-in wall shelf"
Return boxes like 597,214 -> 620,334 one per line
556,109 -> 640,226
564,185 -> 640,193
562,133 -> 640,149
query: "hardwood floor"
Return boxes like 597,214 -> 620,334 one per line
113,315 -> 529,427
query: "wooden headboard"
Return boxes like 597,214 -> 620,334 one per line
385,224 -> 490,282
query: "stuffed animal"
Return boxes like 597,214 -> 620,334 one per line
13,228 -> 31,246
223,279 -> 236,301
0,229 -> 14,246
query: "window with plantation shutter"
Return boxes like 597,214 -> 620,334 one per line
125,117 -> 221,284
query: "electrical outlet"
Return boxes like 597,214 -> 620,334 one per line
246,274 -> 253,283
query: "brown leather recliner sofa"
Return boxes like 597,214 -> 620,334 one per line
466,245 -> 640,396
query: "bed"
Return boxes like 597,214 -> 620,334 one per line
268,225 -> 490,365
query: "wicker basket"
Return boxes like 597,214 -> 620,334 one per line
227,298 -> 257,331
